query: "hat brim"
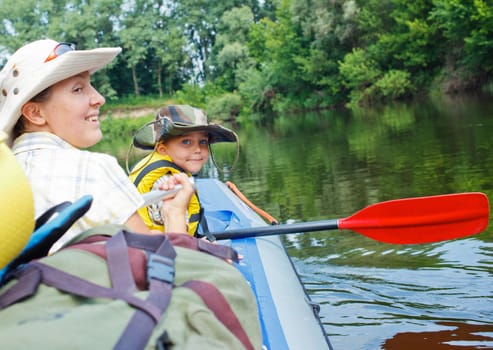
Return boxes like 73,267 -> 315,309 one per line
164,123 -> 238,144
1,47 -> 121,145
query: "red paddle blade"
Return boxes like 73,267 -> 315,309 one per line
338,192 -> 490,244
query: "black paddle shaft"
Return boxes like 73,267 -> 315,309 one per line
212,219 -> 339,240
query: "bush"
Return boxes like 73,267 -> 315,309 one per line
237,67 -> 273,113
104,94 -> 173,110
173,82 -> 227,109
374,70 -> 413,99
339,52 -> 414,106
173,84 -> 208,108
206,93 -> 243,121
339,48 -> 381,91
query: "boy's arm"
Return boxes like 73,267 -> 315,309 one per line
124,212 -> 154,234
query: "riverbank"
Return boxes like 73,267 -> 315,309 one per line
101,95 -> 176,119
102,107 -> 155,119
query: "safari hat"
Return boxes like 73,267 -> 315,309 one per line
0,39 -> 121,145
133,105 -> 238,150
0,131 -> 34,269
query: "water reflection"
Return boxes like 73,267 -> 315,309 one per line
382,322 -> 493,350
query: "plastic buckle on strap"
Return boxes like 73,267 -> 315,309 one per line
147,253 -> 175,285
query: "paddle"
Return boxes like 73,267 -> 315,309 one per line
211,192 -> 489,244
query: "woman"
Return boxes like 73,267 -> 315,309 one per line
0,39 -> 193,252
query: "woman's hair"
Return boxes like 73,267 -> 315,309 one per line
12,86 -> 52,139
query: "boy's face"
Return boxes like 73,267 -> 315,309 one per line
27,71 -> 105,148
157,131 -> 210,174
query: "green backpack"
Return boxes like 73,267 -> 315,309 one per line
0,226 -> 262,350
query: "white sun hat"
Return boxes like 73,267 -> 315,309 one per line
0,39 -> 121,145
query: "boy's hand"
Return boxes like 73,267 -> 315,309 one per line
158,173 -> 195,233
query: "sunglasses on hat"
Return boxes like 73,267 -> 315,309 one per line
44,42 -> 76,63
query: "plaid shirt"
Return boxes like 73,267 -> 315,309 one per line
13,132 -> 144,251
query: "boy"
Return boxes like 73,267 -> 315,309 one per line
129,105 -> 238,235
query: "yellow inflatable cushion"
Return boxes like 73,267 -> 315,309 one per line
0,131 -> 34,269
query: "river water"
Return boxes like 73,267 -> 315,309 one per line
204,95 -> 493,349
104,94 -> 493,349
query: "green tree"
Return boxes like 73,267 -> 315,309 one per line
0,0 -> 121,49
119,0 -> 154,96
119,1 -> 189,97
0,0 -> 122,98
210,6 -> 255,91
431,0 -> 493,72
0,0 -> 68,51
54,0 -> 121,47
289,0 -> 361,103
151,26 -> 189,97
172,0 -> 258,82
244,0 -> 317,112
2,0 -> 493,113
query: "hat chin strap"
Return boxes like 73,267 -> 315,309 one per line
208,140 -> 240,175
125,140 -> 158,175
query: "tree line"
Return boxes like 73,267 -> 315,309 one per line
1,0 -> 492,119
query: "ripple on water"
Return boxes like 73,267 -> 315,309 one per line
290,237 -> 493,349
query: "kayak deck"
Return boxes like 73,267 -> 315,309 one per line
197,178 -> 332,349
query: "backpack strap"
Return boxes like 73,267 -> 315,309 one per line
0,265 -> 41,309
66,232 -> 238,292
167,233 -> 239,262
0,262 -> 163,323
113,231 -> 177,350
105,231 -> 137,293
71,231 -> 239,264
182,280 -> 256,350
112,232 -> 247,349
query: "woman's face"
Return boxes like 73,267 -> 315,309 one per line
31,71 -> 106,148
157,131 -> 210,174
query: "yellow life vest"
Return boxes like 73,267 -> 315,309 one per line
129,153 -> 201,236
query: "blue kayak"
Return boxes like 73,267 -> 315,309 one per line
197,178 -> 333,350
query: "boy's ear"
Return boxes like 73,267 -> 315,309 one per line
21,102 -> 47,126
156,142 -> 168,154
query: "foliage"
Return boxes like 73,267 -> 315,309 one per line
171,82 -> 226,110
1,0 -> 492,119
339,48 -> 381,106
103,94 -> 174,111
206,93 -> 244,121
172,84 -> 209,108
374,70 -> 413,100
431,0 -> 493,72
236,66 -> 273,114
210,6 -> 255,91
